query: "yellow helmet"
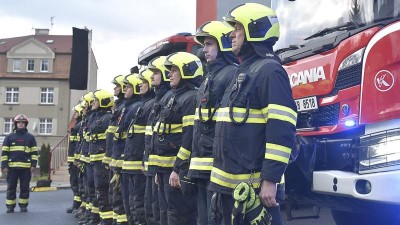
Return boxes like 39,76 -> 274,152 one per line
123,73 -> 141,95
147,56 -> 170,82
93,89 -> 114,108
164,52 -> 203,79
138,69 -> 152,88
81,92 -> 94,108
112,74 -> 127,93
73,103 -> 84,116
195,21 -> 233,51
224,3 -> 279,43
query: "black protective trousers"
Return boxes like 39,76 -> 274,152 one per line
144,175 -> 160,225
6,168 -> 31,209
93,163 -> 113,225
127,173 -> 146,225
68,163 -> 81,209
86,164 -> 100,223
197,179 -> 212,225
111,171 -> 128,225
158,172 -> 197,225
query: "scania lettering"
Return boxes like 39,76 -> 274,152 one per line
290,66 -> 327,87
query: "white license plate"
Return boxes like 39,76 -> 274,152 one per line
295,96 -> 318,112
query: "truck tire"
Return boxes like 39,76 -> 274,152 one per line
331,210 -> 399,225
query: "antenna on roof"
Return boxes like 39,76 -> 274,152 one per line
50,16 -> 55,30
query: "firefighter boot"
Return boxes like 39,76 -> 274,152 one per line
6,208 -> 14,213
20,207 -> 28,213
66,206 -> 74,213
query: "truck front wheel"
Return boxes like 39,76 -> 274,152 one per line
331,210 -> 400,225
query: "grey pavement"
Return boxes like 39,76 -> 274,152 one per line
0,189 -> 76,225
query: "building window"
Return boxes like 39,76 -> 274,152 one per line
40,88 -> 54,104
39,118 -> 52,135
13,59 -> 21,72
41,59 -> 49,72
4,118 -> 13,134
5,87 -> 19,104
27,59 -> 34,72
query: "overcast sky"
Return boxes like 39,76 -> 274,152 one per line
0,0 -> 197,92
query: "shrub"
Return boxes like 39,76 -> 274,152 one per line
39,143 -> 51,175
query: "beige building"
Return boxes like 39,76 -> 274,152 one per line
0,29 -> 97,148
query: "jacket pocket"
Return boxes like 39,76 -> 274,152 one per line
224,138 -> 262,170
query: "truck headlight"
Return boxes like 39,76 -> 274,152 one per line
358,128 -> 400,174
338,47 -> 365,71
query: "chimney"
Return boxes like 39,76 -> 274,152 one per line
35,29 -> 50,35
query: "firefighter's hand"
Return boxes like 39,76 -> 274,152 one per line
1,168 -> 8,175
259,180 -> 279,208
169,171 -> 181,188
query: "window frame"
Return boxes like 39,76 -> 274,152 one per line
39,118 -> 53,135
13,59 -> 21,72
27,59 -> 35,72
5,87 -> 19,104
40,87 -> 54,104
3,118 -> 13,134
40,59 -> 49,72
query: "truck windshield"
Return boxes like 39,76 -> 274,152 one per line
272,0 -> 400,50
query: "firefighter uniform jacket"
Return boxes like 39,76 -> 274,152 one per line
68,118 -> 82,164
148,86 -> 197,174
89,110 -> 112,164
79,111 -> 96,165
122,91 -> 155,174
188,59 -> 237,179
143,85 -> 172,176
208,53 -> 298,195
1,129 -> 38,169
112,96 -> 141,172
103,98 -> 125,166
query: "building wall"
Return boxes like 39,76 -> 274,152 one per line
0,79 -> 70,147
196,0 -> 271,28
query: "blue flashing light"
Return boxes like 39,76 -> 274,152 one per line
345,120 -> 356,127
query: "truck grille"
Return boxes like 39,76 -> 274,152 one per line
296,103 -> 340,129
323,63 -> 362,97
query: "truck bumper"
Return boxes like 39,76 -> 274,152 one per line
313,170 -> 400,204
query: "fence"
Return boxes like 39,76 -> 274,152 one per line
48,133 -> 69,180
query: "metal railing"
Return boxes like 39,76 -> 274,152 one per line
48,133 -> 69,180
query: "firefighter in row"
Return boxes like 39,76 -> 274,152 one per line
122,69 -> 156,225
67,104 -> 84,214
143,55 -> 172,225
104,74 -> 126,225
148,52 -> 203,225
88,89 -> 115,225
207,3 -> 298,225
112,73 -> 143,225
1,114 -> 38,213
77,92 -> 97,225
188,20 -> 238,225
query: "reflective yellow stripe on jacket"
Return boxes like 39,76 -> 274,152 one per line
8,162 -> 31,168
148,155 -> 176,168
145,126 -> 153,136
128,125 -> 146,134
182,115 -> 195,127
195,108 -> 217,121
90,132 -> 107,141
177,146 -> 191,160
153,122 -> 182,134
210,167 -> 262,189
107,125 -> 117,133
216,107 -> 266,124
122,161 -> 142,170
189,157 -> 214,171
90,153 -> 105,162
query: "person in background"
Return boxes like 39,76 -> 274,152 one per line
1,114 -> 38,213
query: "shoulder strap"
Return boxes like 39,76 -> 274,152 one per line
250,58 -> 281,74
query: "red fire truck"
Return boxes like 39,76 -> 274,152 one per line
274,0 -> 400,224
137,32 -> 202,66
